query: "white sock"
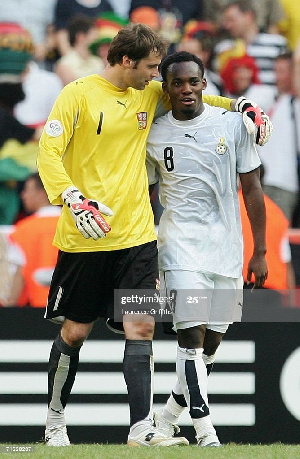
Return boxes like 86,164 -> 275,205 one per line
176,346 -> 216,440
161,352 -> 217,425
46,407 -> 66,429
162,391 -> 185,423
202,353 -> 216,366
193,415 -> 216,441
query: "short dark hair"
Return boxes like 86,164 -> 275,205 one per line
67,15 -> 96,47
107,23 -> 168,66
224,0 -> 257,19
160,51 -> 205,82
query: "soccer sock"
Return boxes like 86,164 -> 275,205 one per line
46,334 -> 81,428
123,340 -> 153,430
176,346 -> 216,440
162,379 -> 187,424
203,353 -> 216,376
162,352 -> 216,424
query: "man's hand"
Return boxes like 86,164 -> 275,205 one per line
247,253 -> 268,290
235,96 -> 273,146
62,186 -> 113,240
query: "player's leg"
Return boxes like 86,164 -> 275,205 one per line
45,319 -> 94,446
176,323 -> 221,447
203,328 -> 225,375
155,330 -> 223,432
155,278 -> 233,441
44,251 -> 106,446
123,315 -> 156,444
156,270 -> 221,446
115,241 -> 188,446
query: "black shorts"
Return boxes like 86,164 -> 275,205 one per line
45,241 -> 158,324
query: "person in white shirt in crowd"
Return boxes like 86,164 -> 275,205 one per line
55,14 -> 105,86
215,0 -> 287,87
259,52 -> 300,224
15,61 -> 63,128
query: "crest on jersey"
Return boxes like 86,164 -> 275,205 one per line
137,112 -> 147,130
215,137 -> 227,155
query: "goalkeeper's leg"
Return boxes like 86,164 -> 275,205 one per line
45,320 -> 94,446
123,316 -> 188,446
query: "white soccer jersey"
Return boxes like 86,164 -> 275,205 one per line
146,104 -> 261,278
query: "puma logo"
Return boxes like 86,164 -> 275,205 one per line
185,132 -> 197,142
117,100 -> 127,108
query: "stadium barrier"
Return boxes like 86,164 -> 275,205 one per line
0,308 -> 299,445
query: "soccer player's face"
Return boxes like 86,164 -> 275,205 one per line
129,51 -> 161,90
163,61 -> 207,120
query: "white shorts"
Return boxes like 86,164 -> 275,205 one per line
160,270 -> 243,333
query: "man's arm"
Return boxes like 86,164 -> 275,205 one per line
240,168 -> 268,288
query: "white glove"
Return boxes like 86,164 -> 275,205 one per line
235,96 -> 273,146
62,186 -> 113,240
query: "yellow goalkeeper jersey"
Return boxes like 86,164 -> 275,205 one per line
37,75 -> 232,253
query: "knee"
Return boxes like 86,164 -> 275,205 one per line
177,325 -> 205,349
61,322 -> 92,347
203,330 -> 224,356
124,318 -> 155,340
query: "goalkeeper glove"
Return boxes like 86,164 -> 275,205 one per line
235,96 -> 273,146
62,186 -> 113,240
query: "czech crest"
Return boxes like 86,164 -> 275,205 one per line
137,112 -> 147,130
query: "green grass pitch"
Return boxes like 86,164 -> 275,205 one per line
1,443 -> 300,459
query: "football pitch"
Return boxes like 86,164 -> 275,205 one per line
1,443 -> 300,459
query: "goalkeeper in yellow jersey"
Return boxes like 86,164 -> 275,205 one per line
37,23 -> 272,447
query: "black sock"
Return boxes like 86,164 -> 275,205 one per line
123,340 -> 153,427
172,390 -> 187,407
48,334 -> 81,410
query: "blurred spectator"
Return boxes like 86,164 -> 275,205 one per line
129,0 -> 203,52
15,61 -> 63,128
0,23 -> 41,225
130,7 -> 160,32
90,12 -> 128,66
108,0 -> 131,19
0,0 -> 56,63
278,0 -> 300,51
55,15 -> 105,86
220,55 -> 275,108
202,0 -> 285,34
0,229 -> 14,306
54,0 -> 114,56
293,39 -> 300,111
178,21 -> 223,95
260,52 -> 300,224
214,0 -> 287,86
1,173 -> 61,307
